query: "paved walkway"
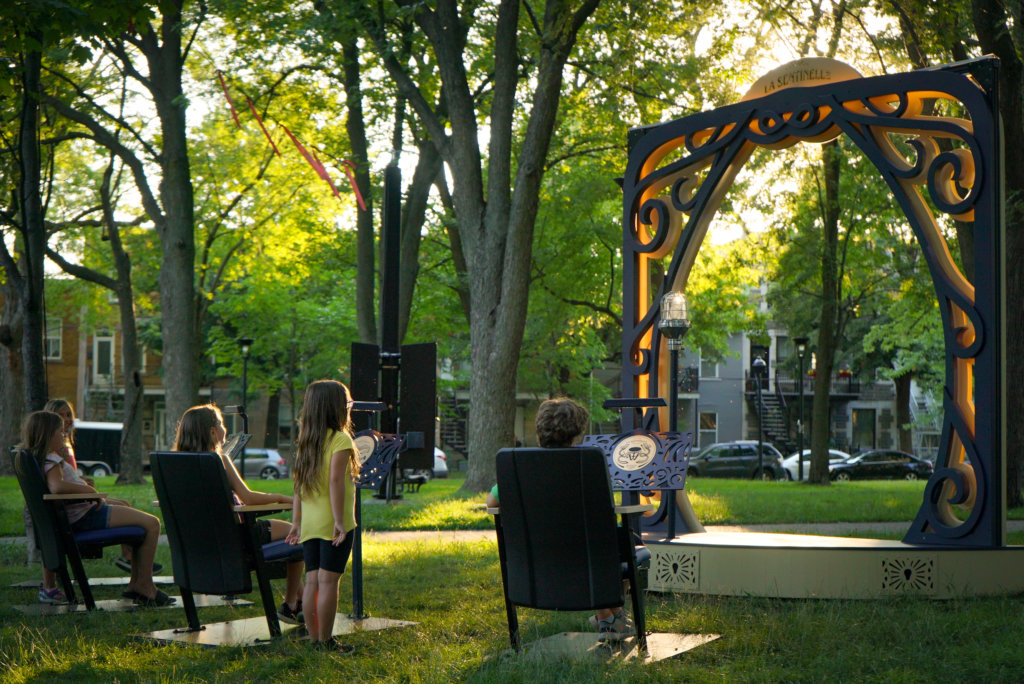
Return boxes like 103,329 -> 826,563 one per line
5,521 -> 1024,549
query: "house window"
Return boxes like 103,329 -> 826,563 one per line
44,317 -> 62,360
699,351 -> 718,379
699,412 -> 718,448
93,333 -> 115,383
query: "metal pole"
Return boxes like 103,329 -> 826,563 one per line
240,353 -> 248,476
798,354 -> 805,481
667,345 -> 678,540
757,370 -> 764,478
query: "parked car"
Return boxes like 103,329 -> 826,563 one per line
233,448 -> 289,479
829,449 -> 934,481
688,441 -> 786,480
782,449 -> 851,481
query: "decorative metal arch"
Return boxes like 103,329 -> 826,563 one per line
620,57 -> 1004,547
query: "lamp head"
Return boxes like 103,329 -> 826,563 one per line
794,336 -> 809,358
237,337 -> 255,357
658,291 -> 691,346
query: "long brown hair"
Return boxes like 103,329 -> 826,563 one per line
293,380 -> 358,498
15,411 -> 63,475
174,404 -> 223,453
43,398 -> 76,447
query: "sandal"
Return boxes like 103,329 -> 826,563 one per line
133,589 -> 176,607
121,590 -> 142,600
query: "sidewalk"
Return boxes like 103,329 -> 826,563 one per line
4,520 -> 1024,548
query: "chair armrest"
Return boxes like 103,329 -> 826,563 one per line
233,503 -> 293,513
44,493 -> 107,501
486,507 -> 500,515
614,504 -> 655,515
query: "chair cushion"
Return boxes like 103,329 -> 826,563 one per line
622,545 -> 652,573
73,525 -> 147,546
262,539 -> 303,563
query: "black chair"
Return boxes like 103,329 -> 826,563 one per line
12,449 -> 146,611
150,451 -> 303,639
492,447 -> 649,653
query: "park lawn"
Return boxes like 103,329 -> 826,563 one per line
3,535 -> 1024,682
3,473 -> 1024,537
5,474 -> 1024,681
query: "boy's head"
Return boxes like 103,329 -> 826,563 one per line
535,398 -> 589,448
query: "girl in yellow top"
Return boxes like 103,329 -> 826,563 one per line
286,380 -> 360,653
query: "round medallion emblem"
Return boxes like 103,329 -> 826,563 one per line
612,434 -> 658,471
353,435 -> 377,465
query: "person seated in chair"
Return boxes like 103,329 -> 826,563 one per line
17,410 -> 171,606
486,397 -> 636,640
173,404 -> 305,625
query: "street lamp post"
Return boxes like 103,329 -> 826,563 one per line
794,336 -> 809,481
658,291 -> 690,539
237,337 -> 254,478
752,355 -> 767,479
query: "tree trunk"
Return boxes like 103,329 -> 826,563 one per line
339,34 -> 376,345
398,140 -> 443,342
0,288 -> 25,475
809,141 -> 842,484
264,389 -> 280,448
894,372 -> 913,453
972,0 -> 1024,508
144,3 -> 199,436
18,41 -> 47,413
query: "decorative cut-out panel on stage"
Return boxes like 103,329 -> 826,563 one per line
648,546 -> 700,592
620,56 -> 1004,548
880,555 -> 936,595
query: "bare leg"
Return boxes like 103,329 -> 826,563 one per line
42,567 -> 57,590
315,568 -> 341,642
302,570 -> 319,640
107,506 -> 161,598
268,519 -> 303,605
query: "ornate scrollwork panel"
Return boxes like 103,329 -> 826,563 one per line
621,57 -> 1003,547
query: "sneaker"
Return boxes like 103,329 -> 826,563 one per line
590,610 -> 635,641
277,600 -> 304,625
38,587 -> 69,605
115,556 -> 162,574
315,637 -> 355,654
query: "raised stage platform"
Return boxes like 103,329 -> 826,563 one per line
646,531 -> 1024,599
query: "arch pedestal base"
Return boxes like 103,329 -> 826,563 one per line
646,532 -> 1024,599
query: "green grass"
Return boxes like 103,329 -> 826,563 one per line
4,536 -> 1024,682
5,474 -> 1024,682
5,473 -> 1020,536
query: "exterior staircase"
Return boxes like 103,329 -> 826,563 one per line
751,388 -> 796,455
438,394 -> 468,458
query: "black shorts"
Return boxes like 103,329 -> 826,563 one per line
302,530 -> 355,574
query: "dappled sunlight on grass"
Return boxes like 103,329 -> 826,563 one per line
687,490 -> 732,524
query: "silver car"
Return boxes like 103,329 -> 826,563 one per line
233,448 -> 289,479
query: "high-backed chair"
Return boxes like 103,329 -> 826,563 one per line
492,447 -> 649,653
150,451 -> 302,639
12,449 -> 146,611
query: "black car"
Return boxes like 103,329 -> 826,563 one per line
688,440 -> 786,480
829,449 -> 933,481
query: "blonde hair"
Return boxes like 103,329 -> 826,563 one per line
15,410 -> 63,474
43,398 -> 76,446
174,404 -> 223,453
293,380 -> 358,498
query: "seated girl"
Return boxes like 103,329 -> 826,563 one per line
173,404 -> 304,624
17,410 -> 171,606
